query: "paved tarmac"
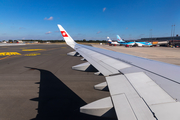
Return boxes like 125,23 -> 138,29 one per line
93,44 -> 180,66
0,44 -> 111,120
1,43 -> 180,120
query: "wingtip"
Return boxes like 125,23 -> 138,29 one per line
57,24 -> 64,31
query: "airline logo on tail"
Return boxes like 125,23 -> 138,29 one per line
117,35 -> 124,42
61,31 -> 68,37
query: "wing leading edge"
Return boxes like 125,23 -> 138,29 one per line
57,24 -> 180,120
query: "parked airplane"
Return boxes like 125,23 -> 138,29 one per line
117,35 -> 152,47
135,41 -> 152,46
117,35 -> 135,46
107,37 -> 120,46
58,24 -> 180,120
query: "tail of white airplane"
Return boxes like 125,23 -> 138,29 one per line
107,37 -> 113,44
107,37 -> 112,42
117,35 -> 125,42
57,24 -> 76,48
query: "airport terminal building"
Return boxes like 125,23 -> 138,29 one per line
140,36 -> 180,42
139,36 -> 180,46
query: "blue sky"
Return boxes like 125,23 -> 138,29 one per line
0,0 -> 179,40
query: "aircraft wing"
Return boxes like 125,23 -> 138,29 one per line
58,24 -> 180,120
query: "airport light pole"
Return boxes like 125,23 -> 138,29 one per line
173,24 -> 175,41
171,25 -> 173,40
149,29 -> 152,41
171,24 -> 175,46
151,29 -> 153,41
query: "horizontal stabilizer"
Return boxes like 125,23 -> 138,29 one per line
72,62 -> 98,72
80,97 -> 116,118
94,82 -> 108,91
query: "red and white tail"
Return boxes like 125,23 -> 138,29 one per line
57,24 -> 76,48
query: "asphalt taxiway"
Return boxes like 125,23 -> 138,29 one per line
1,44 -> 180,120
0,44 -> 111,120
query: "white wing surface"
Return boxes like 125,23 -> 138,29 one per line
57,24 -> 180,120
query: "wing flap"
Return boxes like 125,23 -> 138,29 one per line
106,73 -> 180,120
125,72 -> 175,105
112,94 -> 137,120
150,102 -> 180,120
124,72 -> 180,120
106,75 -> 156,120
76,47 -> 130,76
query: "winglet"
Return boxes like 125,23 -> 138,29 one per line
57,24 -> 76,48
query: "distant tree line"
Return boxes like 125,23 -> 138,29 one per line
75,39 -> 107,43
1,39 -> 108,43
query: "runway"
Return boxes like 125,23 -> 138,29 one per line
0,44 -> 111,120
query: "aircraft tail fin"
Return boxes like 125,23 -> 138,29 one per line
117,35 -> 124,42
107,37 -> 112,43
57,24 -> 76,48
107,37 -> 112,41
